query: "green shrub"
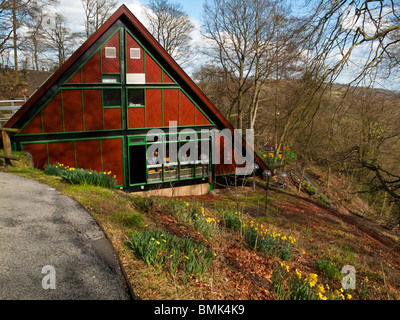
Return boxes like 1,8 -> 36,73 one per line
243,225 -> 297,261
272,264 -> 318,300
115,211 -> 144,229
44,163 -> 117,189
314,258 -> 340,280
125,229 -> 214,279
166,200 -> 218,239
223,210 -> 243,230
131,196 -> 154,213
318,194 -> 330,205
301,180 -> 317,195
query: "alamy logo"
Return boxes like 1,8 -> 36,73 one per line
341,265 -> 356,290
146,123 -> 256,176
41,265 -> 56,290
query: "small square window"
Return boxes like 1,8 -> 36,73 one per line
130,48 -> 141,59
105,47 -> 117,58
128,89 -> 145,106
103,89 -> 121,107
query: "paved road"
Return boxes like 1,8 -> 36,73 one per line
0,172 -> 131,300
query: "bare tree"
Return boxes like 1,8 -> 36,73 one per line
202,0 -> 299,130
144,0 -> 195,65
0,0 -> 14,57
81,0 -> 118,39
42,12 -> 83,69
21,0 -> 57,71
0,0 -> 32,80
300,0 -> 400,86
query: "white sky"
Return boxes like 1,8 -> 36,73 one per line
53,0 -> 399,90
53,0 -> 206,74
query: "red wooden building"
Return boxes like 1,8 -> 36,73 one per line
4,5 -> 266,192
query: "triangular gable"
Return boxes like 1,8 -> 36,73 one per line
5,4 -> 266,171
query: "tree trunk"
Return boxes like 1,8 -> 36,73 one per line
380,192 -> 387,217
12,0 -> 18,83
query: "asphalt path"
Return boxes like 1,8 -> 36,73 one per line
0,171 -> 131,300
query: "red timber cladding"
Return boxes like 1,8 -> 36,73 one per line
102,32 -> 120,73
196,108 -> 212,126
101,138 -> 124,185
20,112 -> 42,134
75,140 -> 102,172
68,70 -> 81,84
163,71 -> 175,84
104,108 -> 122,130
215,132 -> 231,175
48,141 -> 75,167
146,55 -> 162,83
163,89 -> 179,127
180,91 -> 195,126
146,89 -> 162,127
22,143 -> 47,169
126,32 -> 144,73
128,108 -> 145,129
42,91 -> 63,133
82,51 -> 101,83
63,90 -> 84,132
83,90 -> 103,131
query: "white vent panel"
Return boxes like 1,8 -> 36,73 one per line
130,48 -> 141,59
105,47 -> 116,58
126,73 -> 146,84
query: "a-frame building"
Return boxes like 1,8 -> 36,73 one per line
4,5 -> 267,192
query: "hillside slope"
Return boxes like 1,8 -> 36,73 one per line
1,154 -> 399,300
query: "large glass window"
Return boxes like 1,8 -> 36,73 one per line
147,142 -> 163,183
179,140 -> 195,179
164,143 -> 178,181
128,89 -> 145,106
103,89 -> 121,107
196,139 -> 210,178
136,133 -> 212,185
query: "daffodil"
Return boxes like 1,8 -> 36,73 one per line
318,292 -> 327,300
317,285 -> 325,295
306,273 -> 318,287
333,289 -> 340,297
